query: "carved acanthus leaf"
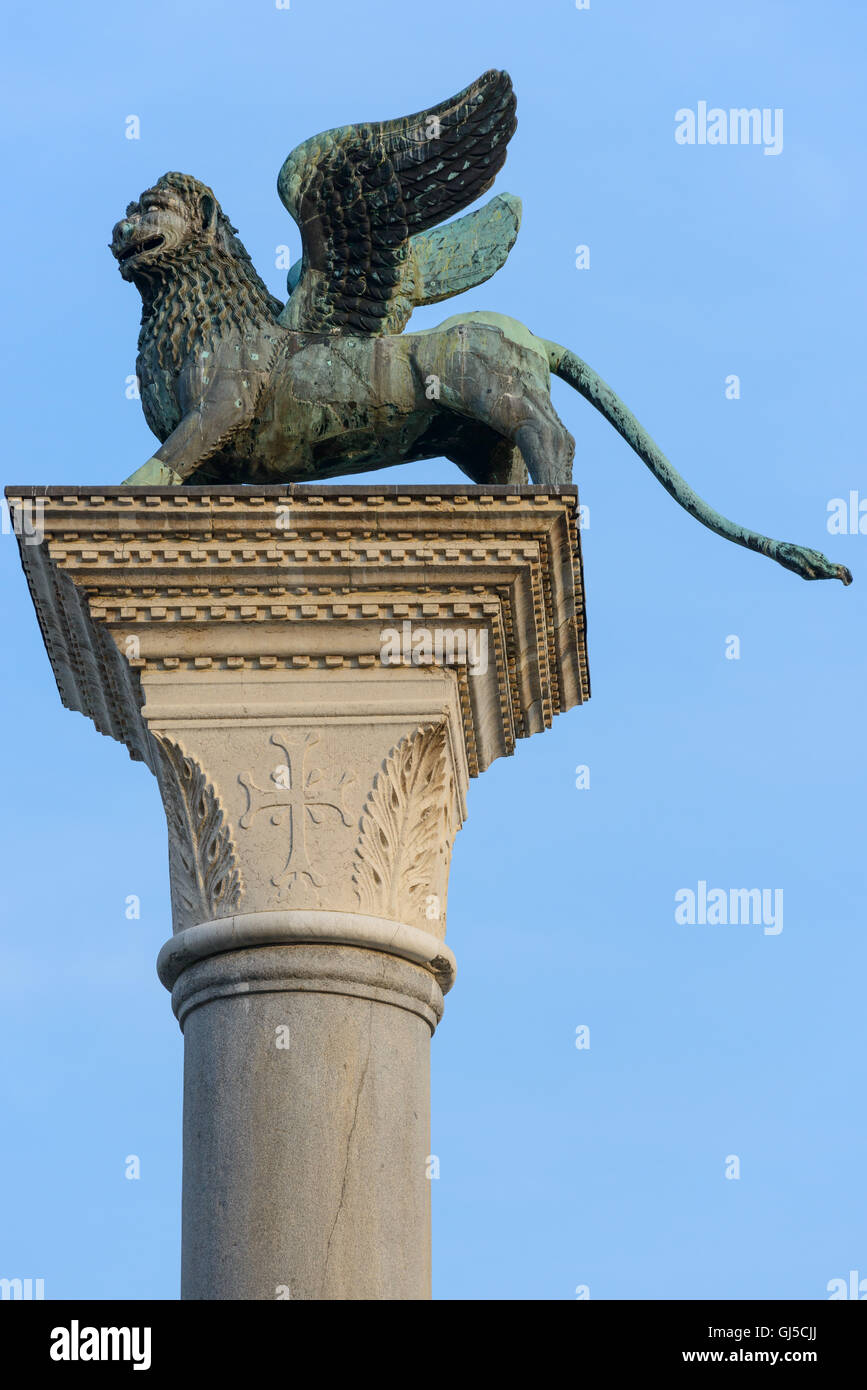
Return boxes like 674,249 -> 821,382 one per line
155,736 -> 243,931
353,723 -> 452,923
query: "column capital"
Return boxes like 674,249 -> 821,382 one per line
8,484 -> 589,971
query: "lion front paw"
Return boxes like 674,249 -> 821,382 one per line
122,458 -> 183,486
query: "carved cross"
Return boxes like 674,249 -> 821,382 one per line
238,731 -> 354,893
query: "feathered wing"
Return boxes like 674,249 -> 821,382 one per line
281,192 -> 522,313
277,69 -> 517,335
408,192 -> 521,306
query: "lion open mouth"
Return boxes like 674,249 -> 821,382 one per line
117,235 -> 165,262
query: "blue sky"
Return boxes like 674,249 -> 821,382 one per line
2,0 -> 865,1299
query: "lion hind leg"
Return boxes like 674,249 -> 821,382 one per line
449,436 -> 528,485
469,386 -> 575,486
513,409 -> 575,485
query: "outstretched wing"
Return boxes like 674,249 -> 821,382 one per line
282,192 -> 522,314
277,69 -> 517,336
408,192 -> 521,306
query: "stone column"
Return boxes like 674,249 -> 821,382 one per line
8,482 -> 588,1300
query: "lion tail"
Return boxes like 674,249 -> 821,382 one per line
541,338 -> 851,585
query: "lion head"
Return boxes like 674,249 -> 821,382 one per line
110,172 -> 223,279
110,172 -> 281,315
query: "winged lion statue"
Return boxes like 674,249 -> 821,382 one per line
112,70 -> 850,585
